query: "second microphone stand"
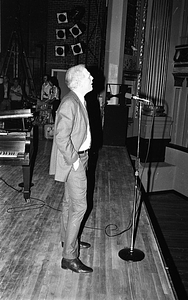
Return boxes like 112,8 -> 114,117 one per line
118,98 -> 146,262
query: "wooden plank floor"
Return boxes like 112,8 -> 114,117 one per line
0,139 -> 177,300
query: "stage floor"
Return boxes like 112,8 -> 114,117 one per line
0,139 -> 177,299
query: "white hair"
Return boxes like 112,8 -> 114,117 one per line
65,64 -> 86,90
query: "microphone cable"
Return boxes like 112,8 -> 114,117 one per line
0,177 -> 62,213
0,177 -> 140,238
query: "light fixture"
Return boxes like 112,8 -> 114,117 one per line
69,22 -> 86,39
71,43 -> 84,55
57,12 -> 68,24
69,6 -> 85,21
69,24 -> 83,38
56,29 -> 67,40
55,46 -> 66,57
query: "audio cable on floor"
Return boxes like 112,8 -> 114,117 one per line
0,176 -> 139,237
0,177 -> 62,213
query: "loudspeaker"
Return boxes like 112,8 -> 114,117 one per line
103,105 -> 128,146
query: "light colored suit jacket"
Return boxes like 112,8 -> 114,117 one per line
49,90 -> 89,182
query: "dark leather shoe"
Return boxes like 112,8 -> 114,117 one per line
61,241 -> 91,249
61,258 -> 93,273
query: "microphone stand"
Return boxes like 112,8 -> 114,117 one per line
118,98 -> 146,262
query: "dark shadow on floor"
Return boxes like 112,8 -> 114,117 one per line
143,191 -> 188,300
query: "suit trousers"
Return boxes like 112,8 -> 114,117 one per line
61,152 -> 88,259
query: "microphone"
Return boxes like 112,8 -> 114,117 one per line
125,93 -> 153,104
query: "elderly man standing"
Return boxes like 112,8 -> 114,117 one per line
49,64 -> 93,273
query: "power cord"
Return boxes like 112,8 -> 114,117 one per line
7,199 -> 45,213
0,177 -> 62,213
0,176 -> 139,238
105,221 -> 132,237
104,189 -> 142,238
0,176 -> 22,193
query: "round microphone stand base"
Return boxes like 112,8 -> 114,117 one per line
118,248 -> 145,262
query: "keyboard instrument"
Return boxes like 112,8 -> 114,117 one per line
0,151 -> 18,158
0,109 -> 34,201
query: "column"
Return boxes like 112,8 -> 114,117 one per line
103,0 -> 128,104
